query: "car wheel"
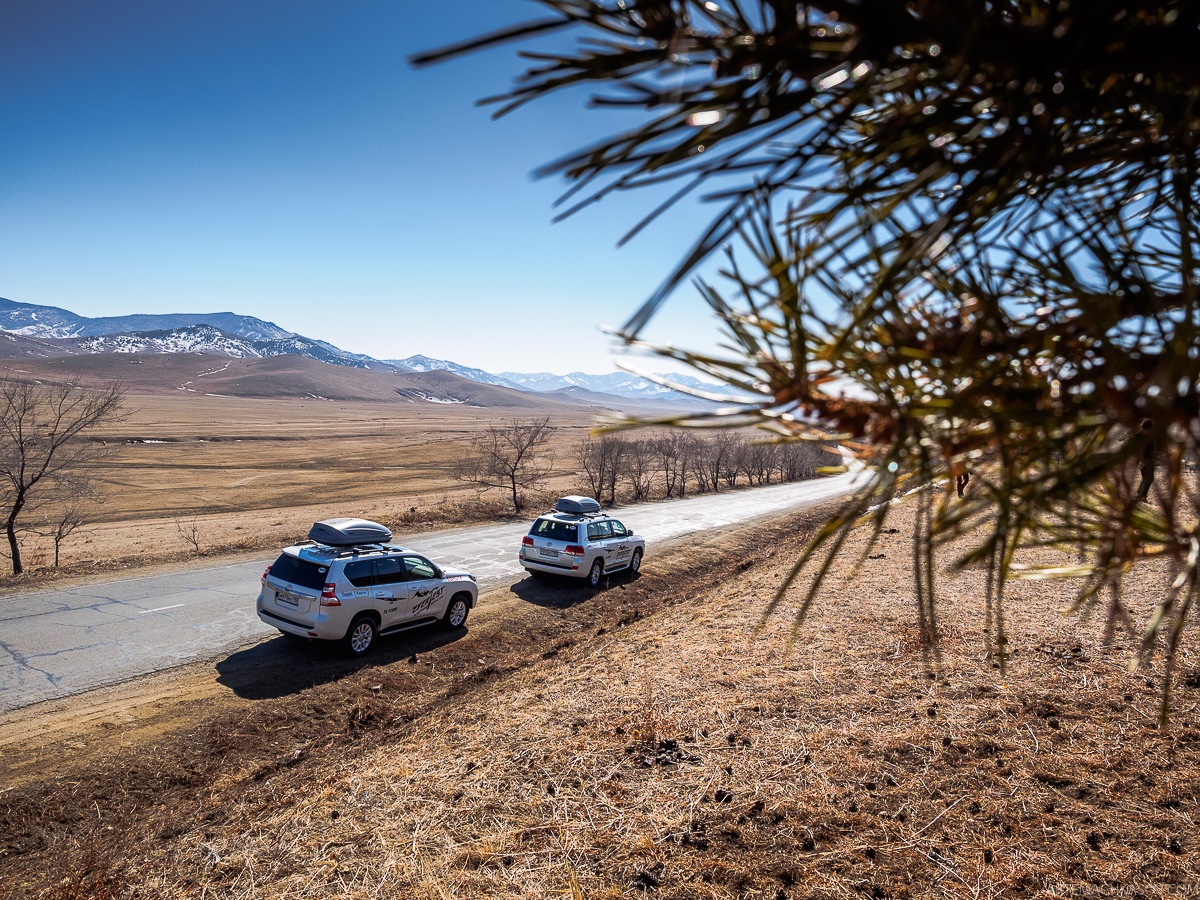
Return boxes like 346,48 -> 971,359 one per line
342,615 -> 377,656
587,559 -> 604,587
442,594 -> 470,629
629,549 -> 643,577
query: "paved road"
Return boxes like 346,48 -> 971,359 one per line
0,474 -> 858,713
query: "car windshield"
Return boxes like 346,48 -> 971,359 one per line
530,518 -> 578,543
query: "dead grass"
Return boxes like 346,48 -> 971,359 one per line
1,496 -> 1198,898
0,393 -> 600,585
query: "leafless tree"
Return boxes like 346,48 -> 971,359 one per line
174,515 -> 202,554
576,435 -> 625,505
0,378 -> 124,575
740,442 -> 779,486
622,439 -> 658,501
455,417 -> 555,513
697,431 -> 740,493
654,432 -> 699,499
776,442 -> 825,483
31,475 -> 96,567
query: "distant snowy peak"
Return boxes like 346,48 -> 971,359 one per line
391,355 -> 522,389
0,298 -> 728,402
0,297 -> 89,338
75,325 -> 264,357
72,325 -> 397,371
499,369 -> 728,400
0,297 -> 293,342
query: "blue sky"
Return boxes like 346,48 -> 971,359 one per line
0,1 -> 725,374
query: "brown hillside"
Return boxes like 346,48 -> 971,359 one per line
0,331 -> 80,360
0,353 -> 586,409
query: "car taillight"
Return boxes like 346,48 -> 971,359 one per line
521,536 -> 534,546
320,583 -> 340,606
261,565 -> 271,584
565,545 -> 585,556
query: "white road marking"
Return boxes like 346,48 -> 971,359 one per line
138,604 -> 186,615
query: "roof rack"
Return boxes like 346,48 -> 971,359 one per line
297,540 -> 399,558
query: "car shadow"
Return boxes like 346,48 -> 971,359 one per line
510,571 -> 638,608
215,626 -> 466,700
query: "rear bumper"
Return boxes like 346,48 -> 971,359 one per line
256,595 -> 340,639
258,607 -> 315,635
520,555 -> 586,578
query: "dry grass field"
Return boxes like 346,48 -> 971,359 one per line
1,494 -> 1197,898
0,387 -> 602,578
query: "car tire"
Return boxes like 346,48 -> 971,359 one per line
342,614 -> 377,657
587,558 -> 604,587
629,549 -> 643,577
442,594 -> 470,629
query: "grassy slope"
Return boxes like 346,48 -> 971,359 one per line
1,496 -> 1198,898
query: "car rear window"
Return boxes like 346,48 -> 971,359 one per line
269,553 -> 329,590
530,518 -> 578,543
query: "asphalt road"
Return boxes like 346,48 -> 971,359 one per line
0,474 -> 858,713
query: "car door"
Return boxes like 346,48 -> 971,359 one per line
586,520 -> 614,567
371,556 -> 412,625
402,555 -> 447,619
606,519 -> 632,567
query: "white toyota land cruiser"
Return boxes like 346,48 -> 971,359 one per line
257,518 -> 478,655
519,496 -> 645,586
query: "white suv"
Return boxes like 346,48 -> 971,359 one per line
519,497 -> 645,586
257,518 -> 478,655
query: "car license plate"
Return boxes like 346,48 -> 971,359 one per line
539,548 -> 558,558
276,591 -> 299,608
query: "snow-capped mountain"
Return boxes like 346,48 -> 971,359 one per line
69,325 -> 401,371
0,297 -> 727,404
0,298 -> 402,372
0,297 -> 90,337
0,297 -> 294,342
499,369 -> 729,400
74,325 -> 263,357
390,355 -> 524,390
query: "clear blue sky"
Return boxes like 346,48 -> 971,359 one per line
0,1 -> 725,374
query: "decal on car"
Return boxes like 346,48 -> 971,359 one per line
410,585 -> 445,616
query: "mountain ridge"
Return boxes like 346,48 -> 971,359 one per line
0,297 -> 727,406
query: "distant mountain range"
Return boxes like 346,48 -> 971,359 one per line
0,297 -> 733,405
392,353 -> 724,401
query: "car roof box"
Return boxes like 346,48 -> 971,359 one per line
554,495 -> 602,515
308,518 -> 392,547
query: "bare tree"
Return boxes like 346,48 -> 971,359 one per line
622,439 -> 657,502
174,515 -> 202,554
654,432 -> 696,499
0,378 -> 124,575
455,418 -> 555,513
698,431 -> 740,494
31,475 -> 96,567
776,442 -> 824,484
739,442 -> 778,486
576,435 -> 625,505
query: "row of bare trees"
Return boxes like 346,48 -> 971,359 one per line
454,418 -> 832,513
577,432 -> 829,504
